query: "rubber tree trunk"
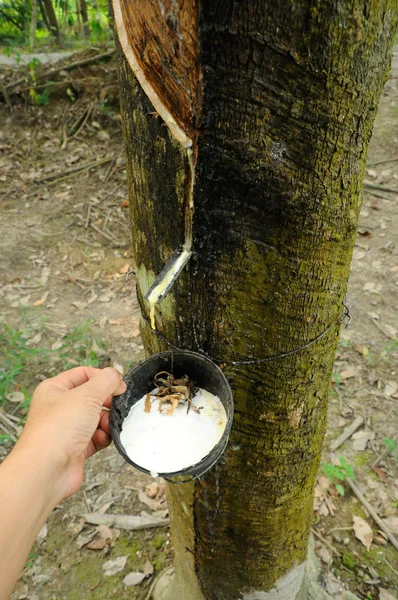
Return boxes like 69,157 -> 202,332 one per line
115,1 -> 397,599
41,0 -> 62,46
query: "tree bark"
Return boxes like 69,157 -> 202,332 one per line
41,0 -> 62,46
29,0 -> 38,50
115,1 -> 397,599
79,0 -> 90,37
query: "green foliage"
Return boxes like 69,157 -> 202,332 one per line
0,0 -> 113,48
3,46 -> 22,63
25,551 -> 38,569
0,0 -> 27,44
0,434 -> 13,445
322,456 -> 355,496
31,89 -> 50,105
0,311 -> 104,410
382,438 -> 398,459
341,550 -> 357,569
335,483 -> 345,496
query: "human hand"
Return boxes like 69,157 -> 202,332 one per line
16,366 -> 126,505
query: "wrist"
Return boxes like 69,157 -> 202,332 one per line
7,436 -> 65,513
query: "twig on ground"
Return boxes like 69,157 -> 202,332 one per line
330,415 -> 364,452
0,411 -> 19,432
90,222 -> 117,243
368,157 -> 398,166
345,477 -> 398,552
311,528 -> 341,557
327,526 -> 354,535
383,556 -> 398,578
37,157 -> 114,183
364,190 -> 391,201
370,317 -> 397,340
0,187 -> 16,202
0,422 -> 17,442
5,49 -> 115,91
104,158 -> 116,182
372,434 -> 398,467
0,78 -> 12,110
9,77 -> 100,95
68,102 -> 94,139
83,512 -> 170,530
85,204 -> 92,229
83,490 -> 91,513
97,182 -> 124,205
317,477 -> 335,516
103,208 -> 112,231
364,182 -> 398,194
90,222 -> 127,247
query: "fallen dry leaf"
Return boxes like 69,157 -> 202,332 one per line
109,318 -> 123,325
372,467 -> 388,483
156,479 -> 166,500
145,481 -> 159,498
143,560 -> 154,575
86,538 -> 107,551
319,503 -> 329,517
32,292 -> 49,306
123,572 -> 146,586
379,589 -> 398,600
384,516 -> 398,535
384,381 -> 398,398
317,545 -> 333,566
368,369 -> 379,386
37,523 -> 48,541
119,264 -> 131,274
76,530 -> 97,549
103,556 -> 127,577
138,490 -> 161,511
353,515 -> 373,550
5,391 -> 24,404
340,368 -> 357,380
98,524 -> 113,540
352,430 -> 375,451
314,485 -> 323,499
363,281 -> 382,294
98,500 -> 114,515
152,508 -> 169,519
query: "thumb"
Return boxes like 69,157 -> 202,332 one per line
77,367 -> 127,406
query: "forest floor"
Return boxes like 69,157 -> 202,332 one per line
0,50 -> 397,600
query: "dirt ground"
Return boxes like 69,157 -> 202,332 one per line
0,51 -> 397,600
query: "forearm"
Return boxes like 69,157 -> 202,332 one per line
0,444 -> 58,600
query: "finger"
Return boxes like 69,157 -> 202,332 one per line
92,428 -> 111,452
78,367 -> 126,406
46,366 -> 102,391
100,411 -> 110,434
103,394 -> 113,409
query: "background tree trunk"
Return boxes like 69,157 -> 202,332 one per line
29,0 -> 38,50
107,0 -> 114,29
41,0 -> 62,46
79,0 -> 90,38
115,1 -> 398,598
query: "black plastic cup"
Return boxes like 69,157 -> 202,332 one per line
110,350 -> 234,482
